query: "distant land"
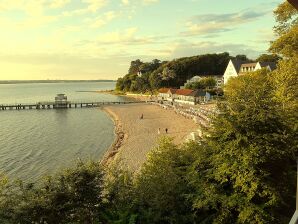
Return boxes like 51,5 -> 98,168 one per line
0,80 -> 116,85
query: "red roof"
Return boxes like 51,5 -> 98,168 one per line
158,88 -> 169,93
174,89 -> 194,96
158,88 -> 178,94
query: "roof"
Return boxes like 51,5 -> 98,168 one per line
174,89 -> 194,96
230,59 -> 248,73
239,62 -> 257,72
168,88 -> 177,94
241,62 -> 257,68
158,88 -> 177,94
158,88 -> 169,93
189,89 -> 206,97
259,62 -> 277,70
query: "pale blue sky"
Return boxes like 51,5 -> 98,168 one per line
0,0 -> 281,80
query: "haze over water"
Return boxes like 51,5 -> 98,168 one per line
0,82 -> 123,182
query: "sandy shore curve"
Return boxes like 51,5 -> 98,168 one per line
101,103 -> 198,170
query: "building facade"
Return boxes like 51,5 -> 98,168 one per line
223,59 -> 277,84
158,88 -> 211,105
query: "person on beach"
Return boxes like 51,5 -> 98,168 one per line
140,113 -> 143,119
158,128 -> 161,135
165,128 -> 168,134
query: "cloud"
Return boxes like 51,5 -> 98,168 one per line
62,0 -> 107,16
121,0 -> 130,6
182,8 -> 269,36
49,0 -> 71,9
164,41 -> 264,59
95,27 -> 158,45
143,0 -> 159,4
88,11 -> 118,28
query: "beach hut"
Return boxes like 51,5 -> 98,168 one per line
54,94 -> 68,108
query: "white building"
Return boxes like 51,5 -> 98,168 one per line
223,59 -> 277,84
158,88 -> 211,105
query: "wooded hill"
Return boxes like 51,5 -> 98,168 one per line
116,53 -> 280,93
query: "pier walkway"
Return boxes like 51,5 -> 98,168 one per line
0,101 -> 150,111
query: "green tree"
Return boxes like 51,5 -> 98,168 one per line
101,161 -> 137,224
189,70 -> 296,223
256,54 -> 282,63
0,161 -> 104,224
235,54 -> 249,61
134,138 -> 196,224
185,77 -> 216,90
128,59 -> 143,75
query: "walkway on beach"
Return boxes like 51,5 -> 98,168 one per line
103,103 -> 199,170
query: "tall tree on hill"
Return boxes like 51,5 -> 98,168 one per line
160,67 -> 176,87
128,59 -> 143,75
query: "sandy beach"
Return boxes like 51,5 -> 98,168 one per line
102,103 -> 198,170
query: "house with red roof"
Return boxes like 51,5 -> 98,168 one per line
158,88 -> 211,105
157,88 -> 177,102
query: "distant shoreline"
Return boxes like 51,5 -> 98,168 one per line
0,80 -> 116,85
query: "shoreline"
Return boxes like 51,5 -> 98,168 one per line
100,102 -> 199,170
100,106 -> 125,165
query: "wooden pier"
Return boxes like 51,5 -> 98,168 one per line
0,101 -> 150,111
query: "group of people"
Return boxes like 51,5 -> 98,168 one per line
140,113 -> 168,135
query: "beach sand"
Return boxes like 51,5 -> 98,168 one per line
102,103 -> 198,170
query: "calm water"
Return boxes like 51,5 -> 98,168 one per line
0,82 -> 124,182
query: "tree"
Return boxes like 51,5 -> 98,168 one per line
0,161 -> 105,224
256,54 -> 282,63
134,138 -> 196,224
272,1 -> 297,35
128,59 -> 143,75
189,70 -> 296,223
235,54 -> 249,61
160,67 -> 176,87
185,77 -> 217,90
269,1 -> 298,165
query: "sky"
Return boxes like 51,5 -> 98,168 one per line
0,0 -> 281,80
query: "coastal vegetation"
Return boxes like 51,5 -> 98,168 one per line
0,1 -> 297,224
115,52 -> 281,95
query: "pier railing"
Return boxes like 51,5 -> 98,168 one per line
0,100 -> 152,111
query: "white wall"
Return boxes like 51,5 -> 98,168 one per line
223,60 -> 238,84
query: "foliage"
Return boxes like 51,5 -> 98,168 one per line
0,2 -> 297,224
101,160 -> 137,224
0,161 -> 104,224
116,52 -> 232,93
191,70 -> 296,223
133,138 -> 196,224
256,54 -> 282,63
185,77 -> 217,90
128,59 -> 143,75
270,25 -> 298,58
273,1 -> 298,35
235,54 -> 251,61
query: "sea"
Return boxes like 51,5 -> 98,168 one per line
0,81 -> 125,182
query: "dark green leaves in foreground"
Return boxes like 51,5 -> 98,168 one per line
0,161 -> 104,224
